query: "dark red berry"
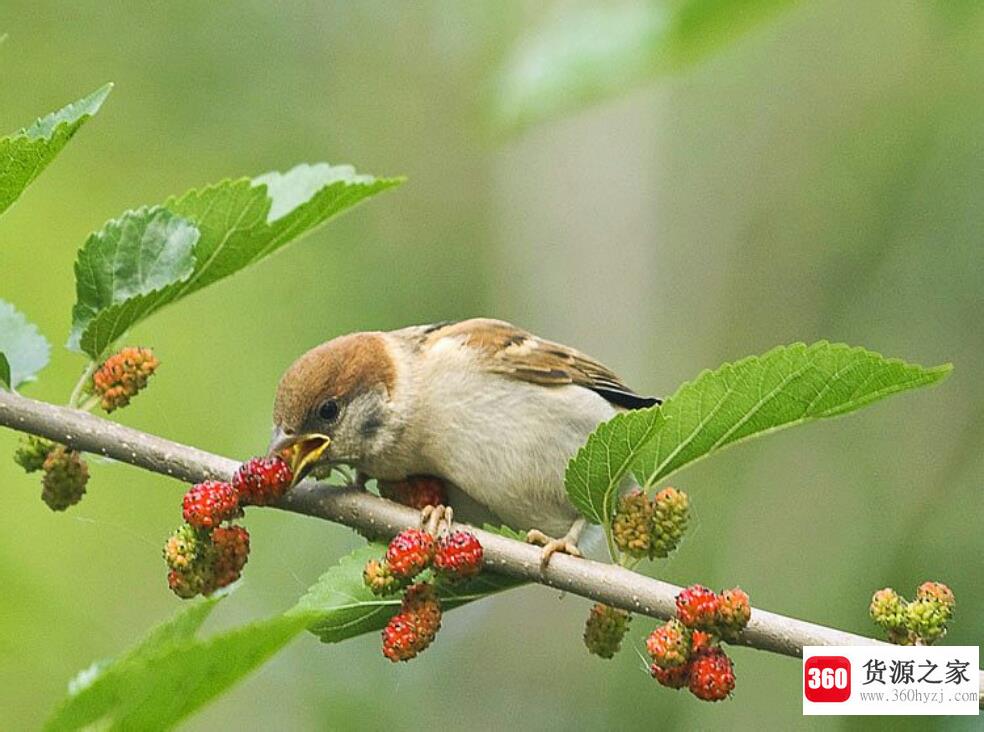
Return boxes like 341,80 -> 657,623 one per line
182,480 -> 240,529
211,525 -> 250,589
651,662 -> 691,689
675,584 -> 719,630
378,476 -> 447,510
434,530 -> 483,580
401,583 -> 442,644
233,456 -> 294,506
382,612 -> 422,662
385,529 -> 435,579
688,647 -> 736,701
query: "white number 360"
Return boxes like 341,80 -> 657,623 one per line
807,667 -> 848,689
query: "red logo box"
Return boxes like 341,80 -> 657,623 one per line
804,656 -> 851,702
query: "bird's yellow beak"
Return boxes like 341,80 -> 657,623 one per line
269,432 -> 331,486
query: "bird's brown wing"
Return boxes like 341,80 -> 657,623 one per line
420,318 -> 660,410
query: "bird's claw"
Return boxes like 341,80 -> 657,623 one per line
420,504 -> 454,535
526,529 -> 583,570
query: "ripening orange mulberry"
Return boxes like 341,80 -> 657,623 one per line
91,346 -> 159,412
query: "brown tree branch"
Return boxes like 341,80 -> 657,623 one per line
1,388 -> 980,702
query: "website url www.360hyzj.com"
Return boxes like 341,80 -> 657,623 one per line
858,688 -> 978,705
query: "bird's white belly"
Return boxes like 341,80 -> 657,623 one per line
413,359 -> 617,536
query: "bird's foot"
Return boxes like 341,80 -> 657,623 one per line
526,528 -> 583,571
420,504 -> 454,536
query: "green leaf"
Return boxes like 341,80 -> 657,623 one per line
67,207 -> 199,357
46,542 -> 519,731
0,84 -> 111,216
46,594 -> 224,730
0,299 -> 51,389
564,407 -> 663,525
566,342 -> 952,524
123,593 -> 226,661
164,163 -> 402,298
293,544 -> 523,643
68,163 -> 403,359
495,0 -> 798,130
46,594 -> 311,732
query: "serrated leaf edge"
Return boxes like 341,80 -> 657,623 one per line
639,341 -> 951,487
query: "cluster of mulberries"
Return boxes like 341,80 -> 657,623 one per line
612,487 -> 689,560
165,455 -> 294,598
378,476 -> 447,510
164,523 -> 251,598
13,347 -> 162,513
584,484 -> 747,704
364,527 -> 484,596
90,346 -> 159,412
364,526 -> 484,662
14,435 -> 89,511
673,584 -> 751,643
644,584 -> 751,701
381,583 -> 444,662
870,582 -> 955,645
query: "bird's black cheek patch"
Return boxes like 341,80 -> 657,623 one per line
359,412 -> 384,439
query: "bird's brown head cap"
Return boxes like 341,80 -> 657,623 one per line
270,332 -> 396,480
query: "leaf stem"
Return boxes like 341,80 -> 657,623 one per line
67,360 -> 96,409
603,524 -> 619,563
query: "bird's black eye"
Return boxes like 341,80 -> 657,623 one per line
318,399 -> 340,423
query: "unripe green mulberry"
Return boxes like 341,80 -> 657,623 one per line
363,558 -> 404,596
870,582 -> 954,645
40,446 -> 88,511
163,524 -> 207,572
906,599 -> 950,645
167,567 -> 215,599
650,487 -> 689,558
163,523 -> 216,599
583,603 -> 632,659
869,588 -> 907,633
612,491 -> 652,558
14,435 -> 53,473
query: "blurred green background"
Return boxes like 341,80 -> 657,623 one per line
1,1 -> 982,729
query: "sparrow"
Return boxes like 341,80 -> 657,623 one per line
268,318 -> 659,565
